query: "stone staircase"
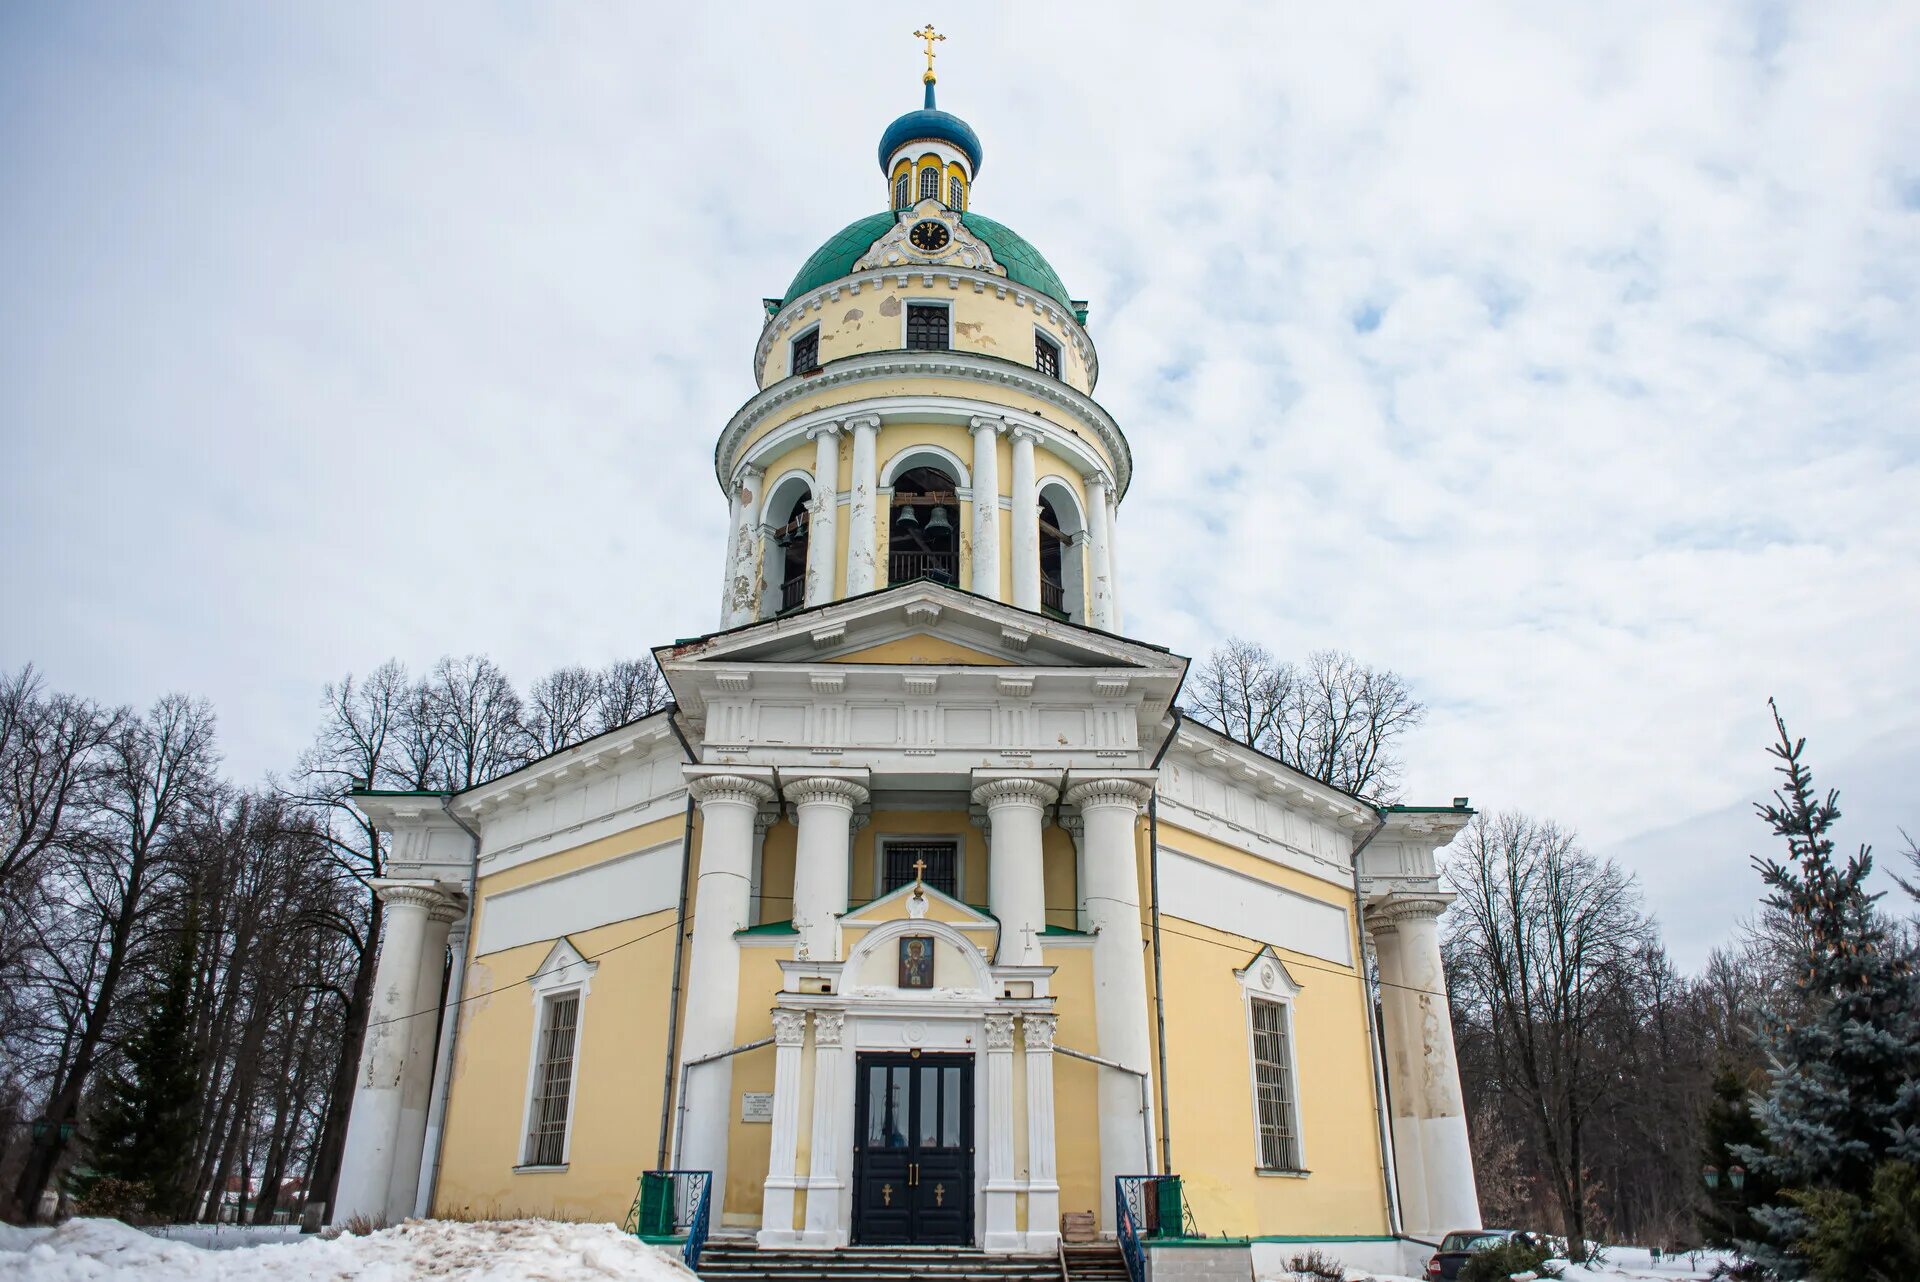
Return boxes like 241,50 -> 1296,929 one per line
1058,1243 -> 1129,1282
695,1242 -> 1076,1282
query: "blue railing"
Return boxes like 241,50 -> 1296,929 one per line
625,1170 -> 712,1271
1116,1173 -> 1198,1279
1115,1177 -> 1146,1282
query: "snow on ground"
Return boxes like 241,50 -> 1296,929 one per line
0,1217 -> 696,1281
1295,1245 -> 1741,1282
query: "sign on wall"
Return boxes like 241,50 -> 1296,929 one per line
741,1092 -> 774,1123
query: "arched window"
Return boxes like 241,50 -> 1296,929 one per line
948,175 -> 965,210
889,466 -> 959,587
1036,482 -> 1087,623
893,174 -> 910,210
918,166 -> 940,203
1039,497 -> 1068,619
760,483 -> 812,618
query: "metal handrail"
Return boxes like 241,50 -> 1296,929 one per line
626,1169 -> 712,1271
1115,1177 -> 1146,1282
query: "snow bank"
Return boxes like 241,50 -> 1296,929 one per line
0,1217 -> 696,1281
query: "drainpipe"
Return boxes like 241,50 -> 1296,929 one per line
657,710 -> 699,1170
1146,707 -> 1180,1175
417,795 -> 482,1218
1054,1044 -> 1156,1176
673,1037 -> 775,1166
1347,808 -> 1403,1238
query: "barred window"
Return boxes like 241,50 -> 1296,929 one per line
1035,333 -> 1061,378
792,329 -> 819,375
1249,998 -> 1300,1170
884,841 -> 958,898
894,174 -> 910,210
906,304 -> 948,351
948,175 -> 965,210
919,167 -> 940,203
525,993 -> 580,1166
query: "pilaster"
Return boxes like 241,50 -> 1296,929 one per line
982,1011 -> 1021,1251
1023,1013 -> 1061,1252
758,1008 -> 809,1245
803,1010 -> 849,1246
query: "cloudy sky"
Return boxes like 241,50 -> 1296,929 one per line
4,4 -> 1916,968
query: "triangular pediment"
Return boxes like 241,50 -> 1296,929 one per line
826,634 -> 1013,666
842,880 -> 996,929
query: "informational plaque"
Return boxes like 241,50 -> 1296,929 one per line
741,1092 -> 774,1123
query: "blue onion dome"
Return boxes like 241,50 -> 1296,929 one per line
877,83 -> 984,177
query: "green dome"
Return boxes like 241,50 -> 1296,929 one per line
781,211 -> 1075,313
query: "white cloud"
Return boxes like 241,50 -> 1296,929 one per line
2,3 -> 1915,966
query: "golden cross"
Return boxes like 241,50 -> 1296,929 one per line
912,23 -> 946,83
912,856 -> 928,886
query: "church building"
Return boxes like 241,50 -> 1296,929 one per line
332,38 -> 1480,1280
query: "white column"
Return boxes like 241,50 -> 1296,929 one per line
803,1010 -> 848,1246
1060,813 -> 1087,933
1084,475 -> 1115,631
804,423 -> 842,606
1023,1014 -> 1061,1252
718,483 -> 746,627
723,465 -> 766,627
386,897 -> 458,1222
969,416 -> 1004,600
413,911 -> 470,1218
333,881 -> 439,1226
845,416 -> 881,594
758,1008 -> 809,1245
1372,897 -> 1480,1236
1064,777 -> 1155,1225
1009,426 -> 1041,611
982,1011 -> 1020,1251
786,775 -> 868,962
1106,505 -> 1123,631
973,776 -> 1056,965
1369,917 -> 1430,1235
680,770 -> 778,1206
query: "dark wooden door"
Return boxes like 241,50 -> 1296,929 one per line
852,1052 -> 974,1245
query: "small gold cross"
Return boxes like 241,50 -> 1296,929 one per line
912,855 -> 928,887
912,24 -> 946,83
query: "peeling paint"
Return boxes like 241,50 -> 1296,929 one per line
842,308 -> 864,322
878,295 -> 901,317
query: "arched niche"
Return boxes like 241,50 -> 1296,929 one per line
759,470 -> 815,618
1036,477 -> 1086,623
843,916 -> 995,997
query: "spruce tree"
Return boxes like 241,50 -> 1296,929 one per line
91,904 -> 202,1221
1736,702 -> 1920,1279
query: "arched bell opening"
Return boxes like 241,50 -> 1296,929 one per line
760,479 -> 814,618
888,466 -> 960,587
1036,481 -> 1086,623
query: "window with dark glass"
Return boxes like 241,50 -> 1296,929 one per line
884,841 -> 958,898
894,174 -> 910,210
948,175 -> 965,210
1250,997 -> 1301,1170
524,992 -> 579,1167
906,304 -> 948,351
773,491 -> 809,614
919,166 -> 940,202
792,329 -> 819,374
1035,333 -> 1061,378
1038,496 -> 1068,619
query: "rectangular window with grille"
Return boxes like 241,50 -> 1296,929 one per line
906,304 -> 949,351
919,166 -> 940,202
1249,997 -> 1301,1170
884,841 -> 958,899
792,329 -> 819,374
894,175 -> 910,210
524,992 -> 580,1167
1035,333 -> 1061,378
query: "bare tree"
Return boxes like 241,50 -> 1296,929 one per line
1186,640 -> 1292,749
420,655 -> 529,790
1442,812 -> 1656,1260
526,665 -> 601,755
0,667 -> 117,901
593,657 -> 670,733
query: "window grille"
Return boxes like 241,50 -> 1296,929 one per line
1249,998 -> 1300,1170
906,304 -> 948,351
948,175 -> 965,210
884,841 -> 958,898
1035,333 -> 1061,378
919,167 -> 941,202
894,175 -> 910,210
525,993 -> 580,1166
792,330 -> 819,374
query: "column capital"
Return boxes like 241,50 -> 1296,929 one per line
754,809 -> 780,836
1057,812 -> 1084,837
735,461 -> 766,485
1083,471 -> 1113,496
1063,775 -> 1155,813
371,879 -> 445,913
688,770 -> 778,809
969,415 -> 1006,436
1008,422 -> 1043,445
771,1008 -> 809,1047
845,413 -> 882,433
983,1011 -> 1016,1050
784,775 -> 871,810
805,420 -> 845,441
427,898 -> 466,927
1022,1013 -> 1057,1052
972,776 -> 1059,811
813,1009 -> 846,1046
1365,893 -> 1454,934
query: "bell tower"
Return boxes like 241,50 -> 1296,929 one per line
715,35 -> 1129,634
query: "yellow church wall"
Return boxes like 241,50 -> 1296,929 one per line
826,636 -> 1013,666
430,906 -> 678,1222
721,947 -> 788,1223
1043,827 -> 1077,931
850,809 -> 989,906
759,819 -> 796,925
1041,943 -> 1103,1220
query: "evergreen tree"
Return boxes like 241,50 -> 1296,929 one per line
91,903 -> 202,1221
1736,702 -> 1920,1279
1700,1065 -> 1775,1247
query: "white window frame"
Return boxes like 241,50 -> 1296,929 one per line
948,173 -> 966,210
872,833 -> 968,904
1235,946 -> 1307,1175
516,938 -> 597,1171
1033,327 -> 1063,379
789,323 -> 822,377
894,173 -> 911,210
918,165 -> 942,204
900,298 -> 953,352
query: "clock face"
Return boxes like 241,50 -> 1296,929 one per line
908,219 -> 951,254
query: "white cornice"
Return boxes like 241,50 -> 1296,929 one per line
716,353 -> 1131,501
451,710 -> 680,816
757,264 -> 1099,392
1167,727 -> 1376,829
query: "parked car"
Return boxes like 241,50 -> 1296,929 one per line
1424,1228 -> 1543,1280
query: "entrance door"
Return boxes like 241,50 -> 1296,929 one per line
853,1052 -> 974,1245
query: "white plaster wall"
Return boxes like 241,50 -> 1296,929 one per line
1157,849 -> 1353,967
